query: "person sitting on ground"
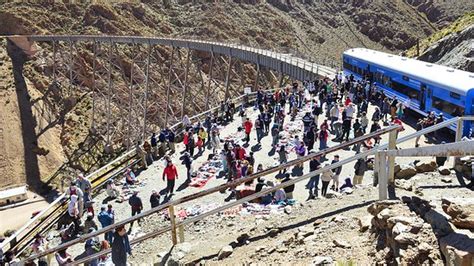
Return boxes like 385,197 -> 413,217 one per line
339,178 -> 353,191
124,168 -> 138,186
282,174 -> 295,200
149,189 -> 160,209
83,212 -> 98,234
273,188 -> 286,204
106,180 -> 120,199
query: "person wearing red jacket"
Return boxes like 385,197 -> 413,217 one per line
162,160 -> 179,196
243,118 -> 253,143
234,144 -> 246,160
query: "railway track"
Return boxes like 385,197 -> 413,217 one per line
0,149 -> 138,257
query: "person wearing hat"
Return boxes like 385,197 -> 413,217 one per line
149,190 -> 161,208
128,191 -> 143,227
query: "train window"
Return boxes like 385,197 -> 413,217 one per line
450,92 -> 461,100
402,76 -> 409,81
391,81 -> 419,99
432,96 -> 465,116
382,75 -> 391,87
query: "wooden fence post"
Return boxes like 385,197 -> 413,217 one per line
168,205 -> 178,245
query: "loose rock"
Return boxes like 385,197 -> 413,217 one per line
442,197 -> 474,229
395,165 -> 417,179
415,161 -> 438,173
333,239 -> 351,248
218,245 -> 233,260
438,166 -> 451,175
312,256 -> 333,265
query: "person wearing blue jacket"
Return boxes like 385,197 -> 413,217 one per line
97,206 -> 114,243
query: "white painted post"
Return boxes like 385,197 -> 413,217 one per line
387,130 -> 397,185
378,151 -> 388,200
453,118 -> 463,167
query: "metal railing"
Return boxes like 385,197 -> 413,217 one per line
25,125 -> 401,263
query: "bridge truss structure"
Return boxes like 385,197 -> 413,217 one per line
9,35 -> 335,153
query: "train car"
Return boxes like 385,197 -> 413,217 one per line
342,48 -> 474,137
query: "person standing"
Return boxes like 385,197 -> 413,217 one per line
321,163 -> 333,197
167,128 -> 176,154
307,153 -> 321,199
128,191 -> 143,228
243,118 -> 253,143
182,152 -> 193,181
98,206 -> 114,244
255,115 -> 264,143
318,127 -> 328,150
331,155 -> 342,192
111,226 -> 131,266
162,160 -> 179,196
353,158 -> 368,185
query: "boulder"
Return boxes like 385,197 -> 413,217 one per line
439,232 -> 474,266
394,164 -> 401,174
415,161 -> 437,173
312,256 -> 333,265
284,206 -> 292,214
394,232 -> 418,245
395,165 -> 417,179
392,222 -> 410,236
395,179 -> 413,191
357,215 -> 373,232
442,197 -> 474,229
423,209 -> 455,237
217,245 -> 233,260
333,239 -> 351,248
438,166 -> 451,175
367,200 -> 401,216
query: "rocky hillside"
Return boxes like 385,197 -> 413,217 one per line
0,1 -> 472,190
406,12 -> 474,72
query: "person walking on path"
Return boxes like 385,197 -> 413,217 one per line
111,226 -> 131,266
128,191 -> 143,228
162,160 -> 179,197
182,152 -> 193,181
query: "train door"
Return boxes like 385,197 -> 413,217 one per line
420,84 -> 427,111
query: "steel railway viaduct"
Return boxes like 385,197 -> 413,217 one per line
0,35 -> 336,259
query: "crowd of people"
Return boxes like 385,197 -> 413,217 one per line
17,70 -> 460,266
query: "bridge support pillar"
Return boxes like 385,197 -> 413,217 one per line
164,47 -> 175,128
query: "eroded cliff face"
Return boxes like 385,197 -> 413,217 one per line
417,25 -> 474,72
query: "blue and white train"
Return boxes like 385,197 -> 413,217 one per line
342,48 -> 474,137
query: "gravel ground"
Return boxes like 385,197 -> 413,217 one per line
43,90 -> 469,265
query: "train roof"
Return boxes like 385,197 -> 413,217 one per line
343,48 -> 474,95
